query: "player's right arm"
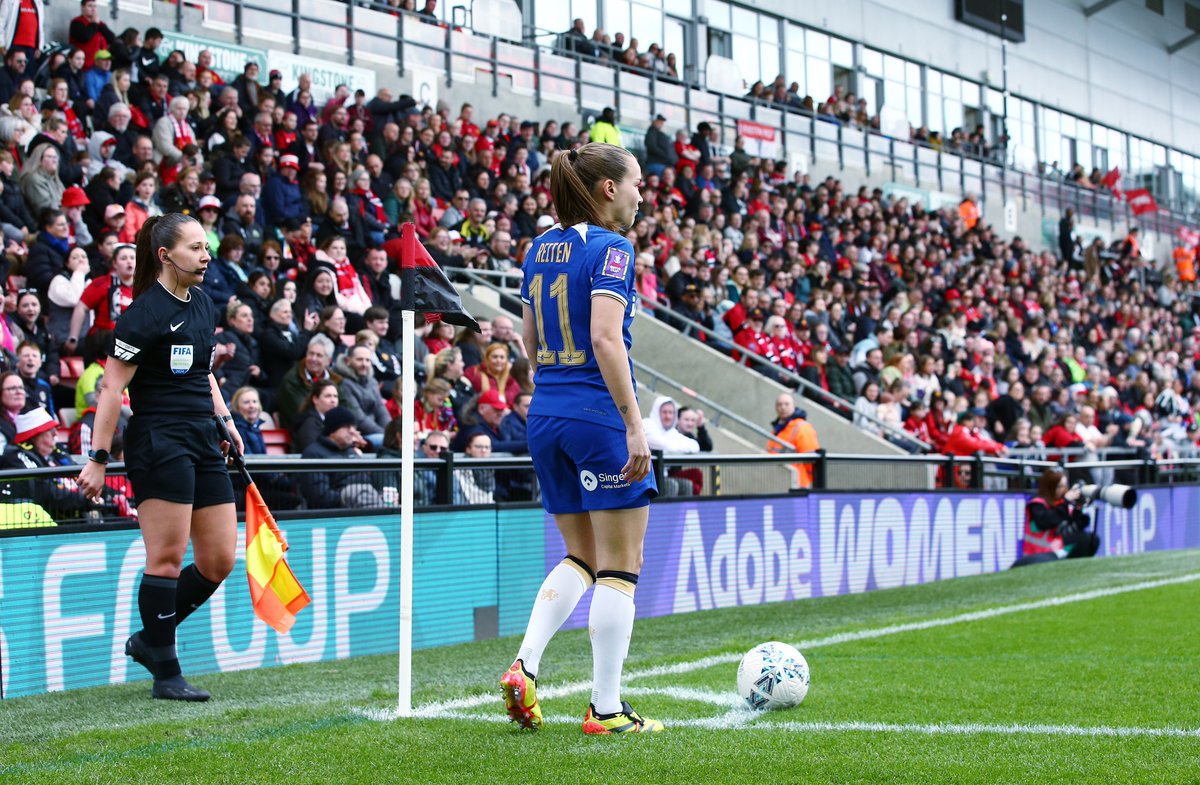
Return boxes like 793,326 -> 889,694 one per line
591,295 -> 650,483
76,357 -> 138,500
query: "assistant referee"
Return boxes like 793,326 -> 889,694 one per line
78,213 -> 245,702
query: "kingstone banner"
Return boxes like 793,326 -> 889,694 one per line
1,489 -> 1194,698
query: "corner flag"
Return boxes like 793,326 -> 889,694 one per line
245,483 -> 311,634
399,222 -> 480,332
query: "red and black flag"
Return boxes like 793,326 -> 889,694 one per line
399,222 -> 480,332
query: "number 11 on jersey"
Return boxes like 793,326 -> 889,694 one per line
528,272 -> 586,366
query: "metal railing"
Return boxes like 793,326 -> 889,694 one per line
3,450 -> 1197,533
456,267 -> 931,451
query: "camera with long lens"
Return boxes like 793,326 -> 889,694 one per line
1075,482 -> 1137,509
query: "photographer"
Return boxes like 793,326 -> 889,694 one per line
1015,467 -> 1100,566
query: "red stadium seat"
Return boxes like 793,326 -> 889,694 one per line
60,357 -> 85,381
262,429 -> 292,455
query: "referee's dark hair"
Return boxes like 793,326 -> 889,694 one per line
132,213 -> 200,299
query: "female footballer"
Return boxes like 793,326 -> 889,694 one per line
501,143 -> 662,734
78,213 -> 243,701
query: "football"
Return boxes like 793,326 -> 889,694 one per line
736,641 -> 810,710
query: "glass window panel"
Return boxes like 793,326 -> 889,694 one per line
927,71 -> 941,95
960,80 -> 978,107
704,0 -> 730,30
1154,144 -> 1167,166
1092,125 -> 1106,147
631,4 -> 662,47
943,99 -> 962,131
861,78 -> 877,113
664,18 -> 684,65
927,97 -> 942,132
942,74 -> 960,102
732,6 -> 756,35
1060,114 -> 1076,137
760,44 -> 779,83
573,0 -> 598,31
906,88 -> 922,127
807,56 -> 831,102
538,0 -> 570,38
663,0 -> 690,15
987,88 -> 1003,114
605,0 -> 630,35
884,79 -> 904,112
733,34 -> 758,82
786,50 -> 805,90
787,23 -> 805,53
1044,109 -> 1059,131
906,61 -> 921,85
830,37 -> 853,67
806,29 -> 829,60
1077,142 -> 1091,168
884,55 -> 904,82
863,48 -> 882,75
761,15 -> 779,43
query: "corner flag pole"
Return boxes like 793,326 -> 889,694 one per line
397,252 -> 417,718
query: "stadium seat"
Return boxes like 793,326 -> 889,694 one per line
60,357 -> 85,381
262,429 -> 292,455
58,408 -> 78,428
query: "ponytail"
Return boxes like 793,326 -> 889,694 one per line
132,212 -> 198,299
550,142 -> 635,233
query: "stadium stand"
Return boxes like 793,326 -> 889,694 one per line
0,0 -> 1193,520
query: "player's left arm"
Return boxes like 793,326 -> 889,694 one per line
209,372 -> 244,456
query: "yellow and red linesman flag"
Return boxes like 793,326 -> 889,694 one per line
245,483 -> 310,633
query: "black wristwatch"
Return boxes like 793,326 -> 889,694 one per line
88,448 -> 110,465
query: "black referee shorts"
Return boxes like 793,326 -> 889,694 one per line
124,416 -> 235,509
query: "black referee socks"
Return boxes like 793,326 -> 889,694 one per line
138,573 -> 182,680
175,564 -> 221,626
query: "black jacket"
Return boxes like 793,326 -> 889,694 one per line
257,323 -> 311,391
300,436 -> 374,508
24,233 -> 68,293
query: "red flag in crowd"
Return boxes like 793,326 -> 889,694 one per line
1125,189 -> 1158,216
1177,226 -> 1200,247
1101,167 -> 1122,200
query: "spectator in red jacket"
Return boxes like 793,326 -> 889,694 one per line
733,307 -> 770,363
69,0 -> 115,69
944,408 -> 1006,457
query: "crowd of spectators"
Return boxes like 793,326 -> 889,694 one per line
558,18 -> 680,80
0,8 -> 1196,519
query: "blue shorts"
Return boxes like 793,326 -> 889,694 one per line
527,415 -> 657,515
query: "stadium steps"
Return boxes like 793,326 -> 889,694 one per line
456,283 -> 930,491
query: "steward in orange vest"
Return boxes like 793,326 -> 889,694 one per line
767,394 -> 819,488
1013,468 -> 1099,567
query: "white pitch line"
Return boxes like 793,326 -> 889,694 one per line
365,707 -> 1200,739
411,572 -> 1200,717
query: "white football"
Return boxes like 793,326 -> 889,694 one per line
737,641 -> 810,710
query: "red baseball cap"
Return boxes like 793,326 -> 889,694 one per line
477,389 -> 509,410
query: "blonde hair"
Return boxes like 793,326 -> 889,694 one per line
479,342 -> 511,396
549,143 -> 635,233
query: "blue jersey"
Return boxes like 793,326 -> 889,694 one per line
520,222 -> 637,433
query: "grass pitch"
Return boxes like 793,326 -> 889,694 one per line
2,550 -> 1198,785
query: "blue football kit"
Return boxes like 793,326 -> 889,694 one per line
520,222 -> 657,513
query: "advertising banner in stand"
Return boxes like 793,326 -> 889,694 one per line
266,50 -> 377,104
158,32 -> 267,82
737,118 -> 779,160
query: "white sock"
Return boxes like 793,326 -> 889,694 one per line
515,559 -> 592,678
588,577 -> 635,715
